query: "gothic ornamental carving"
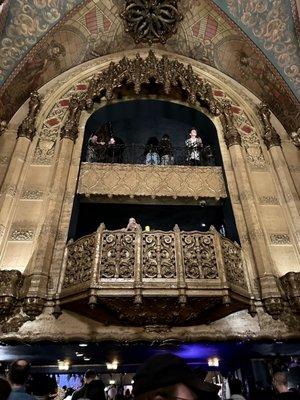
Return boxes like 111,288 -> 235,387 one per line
0,120 -> 7,136
0,270 -> 23,317
9,229 -> 34,241
291,128 -> 300,148
270,234 -> 291,245
85,51 -> 220,115
60,95 -> 82,142
221,238 -> 247,289
121,0 -> 183,44
220,99 -> 241,148
257,103 -> 281,149
17,91 -> 41,141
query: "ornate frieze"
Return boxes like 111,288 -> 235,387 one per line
220,99 -> 241,147
17,91 -> 41,141
269,234 -> 291,245
257,103 -> 281,149
78,163 -> 227,199
9,229 -> 34,241
121,0 -> 183,44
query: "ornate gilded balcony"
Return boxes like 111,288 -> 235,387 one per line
78,163 -> 227,200
56,225 -> 254,326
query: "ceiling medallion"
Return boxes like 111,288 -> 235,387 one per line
121,0 -> 183,44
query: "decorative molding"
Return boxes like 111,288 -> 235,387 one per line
1,184 -> 17,197
9,229 -> 34,241
78,163 -> 227,199
121,0 -> 183,44
21,190 -> 44,200
270,234 -> 291,245
259,196 -> 279,205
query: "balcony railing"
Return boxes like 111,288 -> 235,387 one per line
85,144 -> 217,166
56,225 -> 253,325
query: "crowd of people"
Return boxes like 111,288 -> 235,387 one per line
86,125 -> 215,167
1,355 -> 299,400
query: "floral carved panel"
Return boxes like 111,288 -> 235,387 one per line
78,163 -> 227,199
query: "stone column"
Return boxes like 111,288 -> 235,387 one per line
23,95 -> 82,318
258,103 -> 300,249
221,99 -> 283,318
0,92 -> 41,254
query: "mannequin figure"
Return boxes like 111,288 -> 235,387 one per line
185,128 -> 203,165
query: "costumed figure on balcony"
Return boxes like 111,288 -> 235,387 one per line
144,136 -> 160,165
125,217 -> 141,231
106,135 -> 125,163
86,133 -> 102,162
159,134 -> 174,165
185,127 -> 203,165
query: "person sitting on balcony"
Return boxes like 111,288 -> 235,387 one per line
159,134 -> 174,165
203,145 -> 214,166
106,136 -> 125,164
185,128 -> 203,166
144,136 -> 160,165
125,217 -> 141,231
132,353 -> 220,400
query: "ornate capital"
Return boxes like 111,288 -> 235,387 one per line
121,0 -> 183,44
17,91 -> 41,141
220,99 -> 241,147
60,95 -> 82,142
257,103 -> 281,149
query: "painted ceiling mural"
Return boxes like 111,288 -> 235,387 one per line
0,0 -> 299,133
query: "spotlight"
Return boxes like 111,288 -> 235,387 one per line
109,380 -> 116,385
79,343 -> 88,347
106,360 -> 119,370
84,357 -> 91,361
76,352 -> 84,357
58,360 -> 70,371
201,223 -> 206,227
207,356 -> 219,367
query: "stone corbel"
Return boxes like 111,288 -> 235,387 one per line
17,91 -> 41,141
280,272 -> 300,313
257,103 -> 281,149
220,99 -> 241,147
259,274 -> 284,319
290,128 -> 300,148
0,270 -> 23,317
60,94 -> 83,142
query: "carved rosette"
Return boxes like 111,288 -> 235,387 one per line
85,51 -> 220,115
280,272 -> 300,313
60,95 -> 82,142
181,232 -> 218,279
17,91 -> 41,141
220,99 -> 241,147
0,270 -> 24,316
257,103 -> 281,149
63,234 -> 95,288
121,0 -> 183,44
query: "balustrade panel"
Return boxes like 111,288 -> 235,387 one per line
63,233 -> 95,288
142,231 -> 176,279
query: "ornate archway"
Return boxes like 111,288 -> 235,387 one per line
0,49 -> 299,340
